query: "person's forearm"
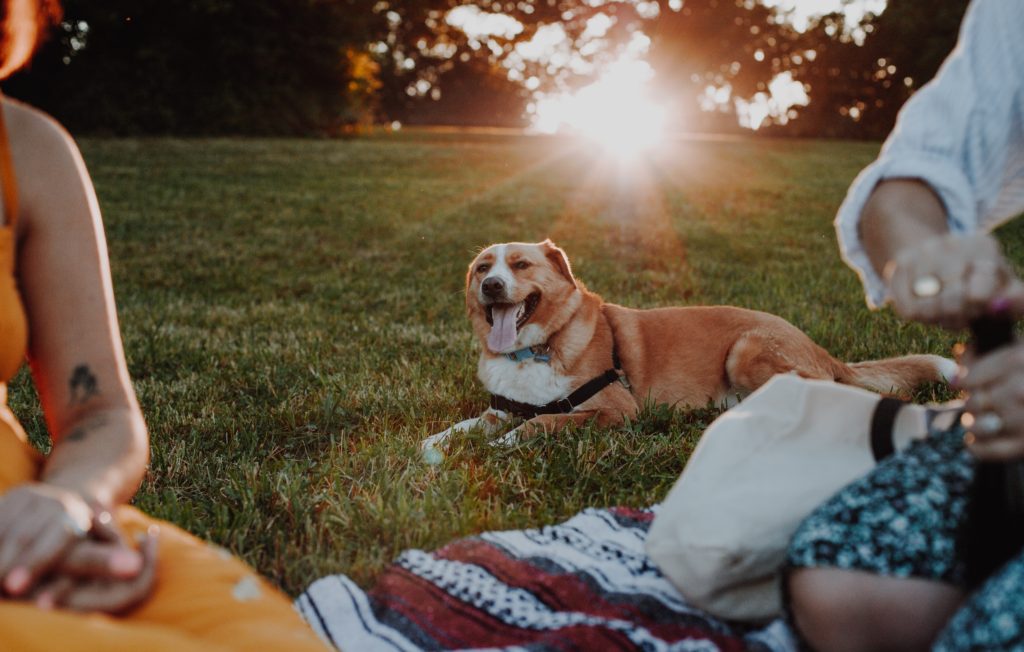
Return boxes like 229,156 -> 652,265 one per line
859,179 -> 952,280
40,407 -> 148,508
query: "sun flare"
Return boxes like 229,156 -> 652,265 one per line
531,59 -> 667,158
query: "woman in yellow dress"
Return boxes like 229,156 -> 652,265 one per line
0,2 -> 329,649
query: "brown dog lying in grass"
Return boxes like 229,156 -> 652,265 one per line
422,240 -> 955,450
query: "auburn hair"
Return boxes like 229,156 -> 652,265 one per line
0,0 -> 61,79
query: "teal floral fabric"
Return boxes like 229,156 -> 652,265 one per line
785,425 -> 1024,650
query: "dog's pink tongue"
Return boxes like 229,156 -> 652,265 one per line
487,305 -> 518,353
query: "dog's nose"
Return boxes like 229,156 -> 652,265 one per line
481,276 -> 506,299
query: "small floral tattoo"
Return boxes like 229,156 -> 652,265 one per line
69,364 -> 99,405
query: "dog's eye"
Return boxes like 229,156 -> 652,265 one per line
513,261 -> 531,270
476,263 -> 491,273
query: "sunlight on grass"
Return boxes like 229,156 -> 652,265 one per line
8,130 -> 1017,596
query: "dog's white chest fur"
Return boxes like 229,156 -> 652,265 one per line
478,356 -> 573,405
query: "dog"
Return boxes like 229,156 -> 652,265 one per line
422,240 -> 956,450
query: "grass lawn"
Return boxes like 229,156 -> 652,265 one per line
8,130 -> 1023,596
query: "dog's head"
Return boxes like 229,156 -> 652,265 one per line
466,239 -> 581,354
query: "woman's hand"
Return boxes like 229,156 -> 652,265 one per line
884,232 -> 1024,330
31,518 -> 158,614
0,483 -> 94,596
0,486 -> 157,613
962,341 -> 1024,461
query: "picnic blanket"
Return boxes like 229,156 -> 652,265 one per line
296,506 -> 797,651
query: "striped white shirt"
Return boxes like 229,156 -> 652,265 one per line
835,0 -> 1024,308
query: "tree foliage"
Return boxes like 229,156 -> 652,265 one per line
1,0 -> 973,137
776,0 -> 970,138
5,0 -> 383,135
377,0 -> 969,138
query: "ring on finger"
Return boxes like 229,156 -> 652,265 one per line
912,275 -> 942,298
968,411 -> 1005,437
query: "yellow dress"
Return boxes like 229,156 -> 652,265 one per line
0,108 -> 329,651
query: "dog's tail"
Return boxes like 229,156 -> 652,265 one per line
835,354 -> 957,394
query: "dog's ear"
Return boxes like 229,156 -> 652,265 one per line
542,239 -> 577,288
465,254 -> 480,314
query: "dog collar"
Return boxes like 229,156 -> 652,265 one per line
490,346 -> 628,419
506,345 -> 551,363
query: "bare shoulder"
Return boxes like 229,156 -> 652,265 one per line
3,96 -> 79,165
2,97 -> 94,235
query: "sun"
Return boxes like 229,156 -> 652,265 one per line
530,58 -> 668,158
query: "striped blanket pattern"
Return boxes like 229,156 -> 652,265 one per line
296,506 -> 796,651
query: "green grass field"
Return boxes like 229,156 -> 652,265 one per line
8,130 -> 1023,596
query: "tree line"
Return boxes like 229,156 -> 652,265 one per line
2,0 -> 969,138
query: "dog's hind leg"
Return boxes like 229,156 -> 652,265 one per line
725,332 -> 836,395
422,408 -> 510,451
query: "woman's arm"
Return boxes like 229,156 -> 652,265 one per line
836,0 -> 1024,309
10,99 -> 148,506
859,179 -> 949,279
0,99 -> 148,595
859,178 -> 1024,329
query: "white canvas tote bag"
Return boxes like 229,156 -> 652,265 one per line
645,373 -> 955,622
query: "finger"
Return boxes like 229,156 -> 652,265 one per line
984,378 -> 1024,413
992,279 -> 1024,320
967,431 -> 1024,461
88,510 -> 123,545
109,532 -> 160,612
939,275 -> 968,325
966,263 -> 1001,303
60,540 -> 143,580
30,575 -> 76,611
136,532 -> 158,586
961,345 -> 1024,389
4,521 -> 78,596
0,516 -> 51,594
0,497 -> 44,576
888,262 -> 930,322
64,534 -> 158,614
908,272 -> 948,324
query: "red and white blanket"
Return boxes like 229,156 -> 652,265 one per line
296,506 -> 796,651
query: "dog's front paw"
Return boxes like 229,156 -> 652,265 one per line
489,427 -> 523,448
421,429 -> 453,452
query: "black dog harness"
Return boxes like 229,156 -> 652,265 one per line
489,348 -> 627,419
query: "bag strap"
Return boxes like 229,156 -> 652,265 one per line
0,92 -> 18,227
869,396 -> 907,462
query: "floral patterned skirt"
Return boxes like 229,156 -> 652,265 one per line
784,425 -> 1024,651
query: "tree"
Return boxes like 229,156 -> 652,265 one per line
644,0 -> 800,131
5,0 -> 384,135
379,0 -> 970,138
775,0 -> 970,138
2,0 -> 973,137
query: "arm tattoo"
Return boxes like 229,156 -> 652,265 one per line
61,415 -> 106,444
69,364 -> 100,405
65,426 -> 88,442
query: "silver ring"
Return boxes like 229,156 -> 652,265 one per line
912,275 -> 942,298
974,411 -> 1005,436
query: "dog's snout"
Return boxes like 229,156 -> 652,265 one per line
481,276 -> 506,299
